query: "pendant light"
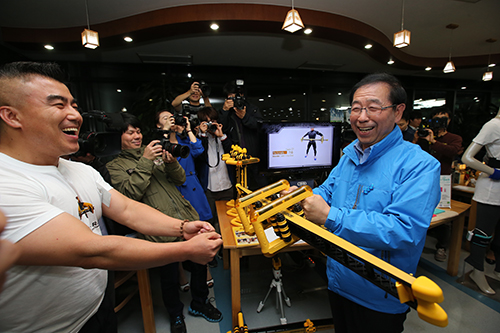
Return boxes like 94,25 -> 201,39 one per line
443,24 -> 458,74
282,0 -> 305,33
81,0 -> 99,49
482,39 -> 496,81
393,0 -> 411,48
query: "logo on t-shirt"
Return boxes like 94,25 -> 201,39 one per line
76,196 -> 95,219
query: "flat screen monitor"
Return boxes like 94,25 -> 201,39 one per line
261,122 -> 341,172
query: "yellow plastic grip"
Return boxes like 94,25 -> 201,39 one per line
412,276 -> 448,327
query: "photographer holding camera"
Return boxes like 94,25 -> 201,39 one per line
197,107 -> 235,233
219,80 -> 264,189
417,108 -> 463,175
172,81 -> 212,115
106,113 -> 222,333
417,108 -> 463,262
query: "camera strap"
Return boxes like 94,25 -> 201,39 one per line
207,135 -> 220,168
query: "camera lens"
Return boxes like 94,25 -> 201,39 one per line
417,128 -> 429,137
159,139 -> 190,159
174,115 -> 187,126
168,143 -> 190,159
234,95 -> 245,109
199,80 -> 211,97
207,122 -> 218,132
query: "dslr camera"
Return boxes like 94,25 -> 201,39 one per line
75,110 -> 124,157
205,121 -> 218,132
228,95 -> 245,109
227,79 -> 246,109
174,113 -> 187,127
417,117 -> 449,137
153,129 -> 190,159
178,105 -> 201,129
195,80 -> 211,97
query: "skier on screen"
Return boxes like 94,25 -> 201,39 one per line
302,128 -> 324,160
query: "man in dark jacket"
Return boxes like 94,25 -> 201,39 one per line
219,80 -> 264,189
417,108 -> 463,262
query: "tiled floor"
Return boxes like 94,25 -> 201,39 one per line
117,236 -> 500,333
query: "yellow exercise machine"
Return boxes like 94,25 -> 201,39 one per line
228,312 -> 248,333
227,312 -> 319,333
235,180 -> 449,328
222,145 -> 260,219
222,145 -> 260,191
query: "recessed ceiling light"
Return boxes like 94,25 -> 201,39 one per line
124,36 -> 133,42
122,107 -> 127,112
44,45 -> 54,50
210,23 -> 219,30
304,28 -> 313,34
489,63 -> 496,67
338,92 -> 342,96
461,87 -> 467,90
387,59 -> 395,65
117,89 -> 122,93
425,67 -> 432,71
364,44 -> 373,49
187,73 -> 192,78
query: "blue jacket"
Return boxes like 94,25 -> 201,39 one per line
176,134 -> 212,221
313,126 -> 440,314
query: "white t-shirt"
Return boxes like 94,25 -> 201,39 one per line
0,153 -> 112,333
472,117 -> 500,206
206,134 -> 233,192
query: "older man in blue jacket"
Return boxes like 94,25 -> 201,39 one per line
299,73 -> 441,333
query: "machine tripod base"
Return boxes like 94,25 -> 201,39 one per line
256,257 -> 291,325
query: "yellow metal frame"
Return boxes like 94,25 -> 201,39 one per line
235,180 -> 448,327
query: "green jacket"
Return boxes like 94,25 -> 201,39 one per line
106,147 -> 199,243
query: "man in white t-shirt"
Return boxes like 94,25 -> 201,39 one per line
0,61 -> 223,333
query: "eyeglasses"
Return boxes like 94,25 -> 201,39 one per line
350,104 -> 397,116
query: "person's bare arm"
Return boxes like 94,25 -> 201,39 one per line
104,188 -> 213,238
172,91 -> 191,112
172,82 -> 200,111
202,95 -> 212,107
15,212 -> 222,270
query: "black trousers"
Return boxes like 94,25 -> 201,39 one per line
205,186 -> 234,233
79,272 -> 117,333
329,290 -> 408,333
159,260 -> 208,318
306,141 -> 317,156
